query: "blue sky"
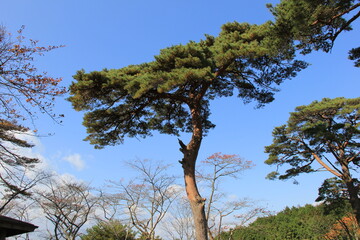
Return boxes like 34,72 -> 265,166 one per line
1,0 -> 359,214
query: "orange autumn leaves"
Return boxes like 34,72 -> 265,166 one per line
324,214 -> 360,239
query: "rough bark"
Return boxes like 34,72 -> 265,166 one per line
345,180 -> 360,227
341,163 -> 360,227
178,105 -> 208,240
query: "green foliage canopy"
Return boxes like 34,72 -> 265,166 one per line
81,220 -> 136,240
316,177 -> 354,215
220,204 -> 340,240
265,97 -> 360,180
268,0 -> 360,55
265,97 -> 360,226
349,46 -> 360,67
69,21 -> 307,148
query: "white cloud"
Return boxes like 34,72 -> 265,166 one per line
63,153 -> 85,171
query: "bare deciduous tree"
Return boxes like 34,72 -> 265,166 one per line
198,153 -> 266,239
0,25 -> 65,122
95,190 -> 122,221
36,179 -> 97,240
162,196 -> 195,240
0,121 -> 50,214
110,159 -> 179,240
0,25 -> 64,230
0,163 -> 48,214
3,199 -> 40,240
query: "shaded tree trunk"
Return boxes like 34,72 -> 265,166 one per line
178,105 -> 208,240
345,179 -> 360,227
341,163 -> 360,227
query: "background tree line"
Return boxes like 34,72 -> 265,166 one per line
219,203 -> 357,240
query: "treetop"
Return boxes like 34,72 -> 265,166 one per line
69,21 -> 307,148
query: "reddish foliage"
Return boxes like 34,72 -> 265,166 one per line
324,214 -> 360,239
202,152 -> 254,173
0,25 -> 66,123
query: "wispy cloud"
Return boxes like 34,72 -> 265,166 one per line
63,153 -> 85,171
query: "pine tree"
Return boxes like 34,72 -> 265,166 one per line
69,21 -> 307,240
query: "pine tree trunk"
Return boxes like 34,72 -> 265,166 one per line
178,105 -> 208,240
179,140 -> 208,240
345,179 -> 360,227
341,163 -> 360,227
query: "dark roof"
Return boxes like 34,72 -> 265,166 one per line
0,215 -> 38,237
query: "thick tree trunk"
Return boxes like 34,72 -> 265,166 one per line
179,140 -> 208,240
178,105 -> 208,240
345,179 -> 360,227
341,163 -> 360,227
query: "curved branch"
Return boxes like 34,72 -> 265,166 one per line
332,9 -> 360,42
311,3 -> 360,26
311,152 -> 342,177
322,154 -> 343,175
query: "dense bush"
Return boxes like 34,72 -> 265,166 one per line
219,204 -> 347,240
81,220 -> 136,240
